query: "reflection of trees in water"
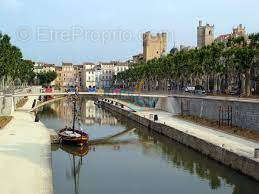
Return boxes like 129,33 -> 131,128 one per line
135,128 -> 259,194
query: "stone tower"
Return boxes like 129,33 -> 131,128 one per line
232,24 -> 246,37
143,31 -> 167,62
197,20 -> 214,48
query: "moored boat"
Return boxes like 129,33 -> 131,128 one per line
58,127 -> 89,146
58,94 -> 89,146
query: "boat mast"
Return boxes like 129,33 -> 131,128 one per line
72,98 -> 76,133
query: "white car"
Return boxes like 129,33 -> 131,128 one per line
184,86 -> 195,93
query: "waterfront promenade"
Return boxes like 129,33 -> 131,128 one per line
108,98 -> 259,158
0,97 -> 53,194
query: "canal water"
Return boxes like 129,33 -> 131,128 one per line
38,98 -> 259,194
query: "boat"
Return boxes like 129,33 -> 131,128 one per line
58,95 -> 89,146
58,127 -> 89,146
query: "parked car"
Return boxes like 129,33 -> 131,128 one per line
67,86 -> 76,92
194,85 -> 206,95
229,87 -> 240,96
184,85 -> 205,94
184,86 -> 195,93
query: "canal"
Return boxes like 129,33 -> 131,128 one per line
38,98 -> 259,194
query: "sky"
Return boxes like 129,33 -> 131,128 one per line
0,0 -> 258,65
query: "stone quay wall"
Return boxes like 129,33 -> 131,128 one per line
102,100 -> 259,182
156,96 -> 259,132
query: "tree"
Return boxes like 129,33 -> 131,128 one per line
233,47 -> 255,96
114,31 -> 259,97
0,33 -> 35,90
37,71 -> 57,86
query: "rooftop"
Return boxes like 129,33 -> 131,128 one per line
62,62 -> 73,66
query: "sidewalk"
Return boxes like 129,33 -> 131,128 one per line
0,96 -> 53,194
109,98 -> 259,159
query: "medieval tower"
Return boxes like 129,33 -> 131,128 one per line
197,20 -> 214,48
143,31 -> 167,62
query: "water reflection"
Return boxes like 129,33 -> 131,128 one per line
40,98 -> 118,126
134,127 -> 259,194
39,99 -> 259,194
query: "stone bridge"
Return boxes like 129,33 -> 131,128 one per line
0,87 -> 168,116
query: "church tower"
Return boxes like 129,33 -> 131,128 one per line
197,20 -> 214,48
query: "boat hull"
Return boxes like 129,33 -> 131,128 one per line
58,128 -> 89,146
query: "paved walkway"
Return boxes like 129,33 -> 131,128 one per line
0,97 -> 53,194
108,98 -> 259,160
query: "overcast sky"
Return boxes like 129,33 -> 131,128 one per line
0,0 -> 258,65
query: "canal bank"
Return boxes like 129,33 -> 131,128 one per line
0,96 -> 53,194
101,98 -> 259,181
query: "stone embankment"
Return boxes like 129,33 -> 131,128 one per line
100,98 -> 259,181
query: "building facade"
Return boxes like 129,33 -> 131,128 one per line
61,63 -> 75,87
114,61 -> 129,75
132,53 -> 144,64
82,63 -> 96,89
143,31 -> 167,62
197,20 -> 214,48
33,62 -> 44,74
100,62 -> 115,88
42,64 -> 55,72
216,24 -> 247,42
54,66 -> 62,87
74,65 -> 84,88
95,64 -> 102,89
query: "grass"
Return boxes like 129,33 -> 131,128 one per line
176,115 -> 259,142
16,97 -> 28,108
0,116 -> 12,129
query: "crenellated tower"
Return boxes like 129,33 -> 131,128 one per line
143,31 -> 167,62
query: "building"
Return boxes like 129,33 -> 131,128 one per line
54,66 -> 62,87
216,24 -> 247,42
95,64 -> 102,89
33,62 -> 57,86
197,20 -> 214,48
100,62 -> 115,88
74,65 -> 84,88
143,31 -> 167,62
179,45 -> 193,51
43,64 -> 55,72
114,61 -> 129,75
82,63 -> 96,89
233,24 -> 246,37
132,53 -> 144,64
61,62 -> 75,87
33,62 -> 44,74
